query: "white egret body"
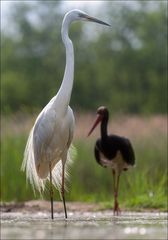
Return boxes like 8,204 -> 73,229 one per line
22,9 -> 110,219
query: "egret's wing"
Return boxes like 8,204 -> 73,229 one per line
67,106 -> 75,147
21,105 -> 57,192
22,104 -> 76,195
63,107 -> 76,190
21,127 -> 46,194
51,106 -> 76,194
33,97 -> 57,163
51,144 -> 77,195
33,108 -> 57,176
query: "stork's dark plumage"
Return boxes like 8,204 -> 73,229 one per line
88,106 -> 135,215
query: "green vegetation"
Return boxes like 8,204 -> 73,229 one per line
69,138 -> 167,210
1,115 -> 167,210
1,1 -> 167,114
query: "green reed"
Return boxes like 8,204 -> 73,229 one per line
1,127 -> 167,210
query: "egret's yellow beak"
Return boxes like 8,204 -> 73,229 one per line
80,13 -> 111,26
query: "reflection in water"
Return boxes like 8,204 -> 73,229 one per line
1,212 -> 167,240
124,226 -> 147,235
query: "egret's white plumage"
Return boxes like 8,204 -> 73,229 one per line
21,9 -> 110,219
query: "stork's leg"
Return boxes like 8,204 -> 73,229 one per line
112,170 -> 117,215
112,170 -> 121,215
49,162 -> 54,219
61,163 -> 67,219
112,169 -> 116,197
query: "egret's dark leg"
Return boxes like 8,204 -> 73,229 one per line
61,163 -> 67,219
49,162 -> 54,220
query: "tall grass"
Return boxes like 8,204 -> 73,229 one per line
1,113 -> 167,210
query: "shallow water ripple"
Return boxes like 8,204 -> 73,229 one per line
1,211 -> 167,239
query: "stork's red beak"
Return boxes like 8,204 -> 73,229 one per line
87,114 -> 102,137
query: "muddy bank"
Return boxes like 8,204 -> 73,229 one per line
0,200 -> 102,214
1,200 -> 164,214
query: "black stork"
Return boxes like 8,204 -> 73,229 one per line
88,106 -> 135,215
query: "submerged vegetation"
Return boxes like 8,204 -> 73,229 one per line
1,113 -> 167,210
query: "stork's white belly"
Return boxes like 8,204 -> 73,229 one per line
100,151 -> 131,173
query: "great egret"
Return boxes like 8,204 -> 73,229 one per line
88,106 -> 135,215
21,10 -> 110,220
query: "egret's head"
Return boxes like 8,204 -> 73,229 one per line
65,9 -> 110,26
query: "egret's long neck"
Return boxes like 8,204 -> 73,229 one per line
55,17 -> 74,112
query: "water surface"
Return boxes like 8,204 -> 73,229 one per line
1,211 -> 167,239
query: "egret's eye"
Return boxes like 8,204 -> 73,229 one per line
78,13 -> 85,18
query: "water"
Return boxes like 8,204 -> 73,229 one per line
1,211 -> 167,239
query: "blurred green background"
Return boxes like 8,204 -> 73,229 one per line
1,1 -> 167,210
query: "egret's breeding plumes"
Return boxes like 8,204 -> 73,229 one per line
88,106 -> 135,215
21,10 -> 110,220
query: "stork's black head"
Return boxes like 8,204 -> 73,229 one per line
97,106 -> 108,118
87,106 -> 109,136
